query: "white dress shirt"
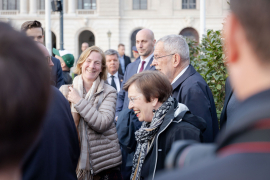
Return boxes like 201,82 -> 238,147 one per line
137,53 -> 154,73
171,65 -> 189,84
107,72 -> 121,92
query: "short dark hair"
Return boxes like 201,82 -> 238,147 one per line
0,22 -> 50,168
231,0 -> 270,64
123,71 -> 172,103
21,20 -> 44,35
118,43 -> 125,48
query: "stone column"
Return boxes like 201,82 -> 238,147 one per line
20,0 -> 27,14
68,0 -> 76,14
29,0 -> 37,14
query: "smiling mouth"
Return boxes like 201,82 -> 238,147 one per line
86,69 -> 96,73
134,110 -> 141,117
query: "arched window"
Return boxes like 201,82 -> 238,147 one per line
130,29 -> 142,58
78,0 -> 96,10
2,0 -> 20,10
78,30 -> 95,55
133,0 -> 147,10
182,0 -> 196,9
180,27 -> 199,42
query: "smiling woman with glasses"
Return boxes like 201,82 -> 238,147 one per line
123,71 -> 206,180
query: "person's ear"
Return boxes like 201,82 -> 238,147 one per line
173,53 -> 181,68
151,97 -> 158,107
61,62 -> 65,68
224,14 -> 240,65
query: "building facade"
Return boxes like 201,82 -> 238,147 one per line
0,0 -> 230,58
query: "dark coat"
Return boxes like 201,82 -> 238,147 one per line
140,101 -> 206,180
51,57 -> 65,88
219,78 -> 233,129
172,65 -> 219,142
105,73 -> 124,87
154,89 -> 270,180
116,56 -> 155,117
62,71 -> 73,85
118,55 -> 131,75
116,109 -> 142,180
22,87 -> 80,180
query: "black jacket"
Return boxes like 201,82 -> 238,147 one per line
62,71 -> 73,85
172,65 -> 219,142
118,55 -> 131,75
155,89 -> 270,180
140,101 -> 206,180
22,87 -> 80,180
51,57 -> 65,88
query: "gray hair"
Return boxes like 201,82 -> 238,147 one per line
104,49 -> 119,59
156,34 -> 190,62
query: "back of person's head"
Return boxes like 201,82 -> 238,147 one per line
231,0 -> 270,64
0,22 -> 50,169
156,34 -> 190,63
21,20 -> 43,34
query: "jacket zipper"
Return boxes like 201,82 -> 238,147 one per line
151,119 -> 173,180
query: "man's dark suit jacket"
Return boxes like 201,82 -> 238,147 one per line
116,56 -> 155,117
118,55 -> 131,75
105,73 -> 124,91
220,78 -> 233,130
51,57 -> 65,88
23,87 -> 80,180
172,65 -> 219,142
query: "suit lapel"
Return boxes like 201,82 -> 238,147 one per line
145,56 -> 155,71
130,59 -> 140,76
172,65 -> 196,90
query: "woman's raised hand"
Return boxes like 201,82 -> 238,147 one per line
68,86 -> 82,104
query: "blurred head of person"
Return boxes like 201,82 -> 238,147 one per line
81,42 -> 89,52
118,44 -> 125,57
136,29 -> 156,60
53,48 -> 74,71
21,20 -> 44,43
132,46 -> 139,59
74,46 -> 107,83
36,43 -> 54,72
152,35 -> 190,83
123,71 -> 172,122
0,22 -> 50,179
224,0 -> 270,100
105,49 -> 120,75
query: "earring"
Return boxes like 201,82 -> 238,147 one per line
152,109 -> 156,114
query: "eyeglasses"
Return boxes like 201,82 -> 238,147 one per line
128,94 -> 142,104
153,53 -> 175,61
45,56 -> 51,64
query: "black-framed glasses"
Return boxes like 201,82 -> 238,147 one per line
153,53 -> 175,61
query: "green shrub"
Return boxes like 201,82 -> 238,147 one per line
187,29 -> 228,121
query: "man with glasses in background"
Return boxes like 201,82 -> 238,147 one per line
152,35 -> 219,143
21,20 -> 65,88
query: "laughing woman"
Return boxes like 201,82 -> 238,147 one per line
67,46 -> 122,180
123,71 -> 206,180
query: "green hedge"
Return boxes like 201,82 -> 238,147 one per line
187,29 -> 228,121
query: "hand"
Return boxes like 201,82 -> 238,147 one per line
68,87 -> 82,104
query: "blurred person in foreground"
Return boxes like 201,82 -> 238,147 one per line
123,71 -> 206,180
152,35 -> 219,143
155,0 -> 270,180
21,20 -> 65,88
118,43 -> 131,75
61,46 -> 122,180
53,48 -> 75,84
0,22 -> 50,180
105,49 -> 124,92
22,42 -> 80,180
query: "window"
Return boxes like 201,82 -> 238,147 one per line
2,0 -> 20,10
133,0 -> 147,10
78,0 -> 96,10
182,0 -> 196,9
38,0 -> 45,10
180,27 -> 199,42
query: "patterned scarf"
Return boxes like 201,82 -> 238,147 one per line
130,97 -> 174,180
72,75 -> 99,180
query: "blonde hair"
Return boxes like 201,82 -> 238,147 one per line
74,46 -> 107,80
